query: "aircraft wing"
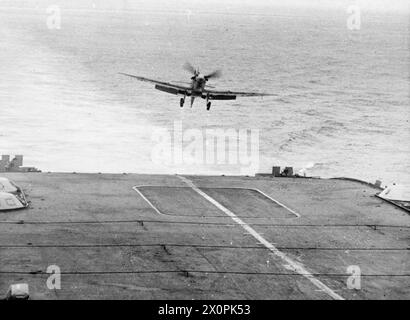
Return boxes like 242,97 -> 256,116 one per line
204,89 -> 276,100
119,73 -> 191,95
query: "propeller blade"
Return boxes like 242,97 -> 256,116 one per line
183,62 -> 196,75
205,69 -> 222,80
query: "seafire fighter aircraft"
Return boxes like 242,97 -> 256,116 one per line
119,63 -> 273,110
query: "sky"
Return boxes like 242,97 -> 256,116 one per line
0,0 -> 409,13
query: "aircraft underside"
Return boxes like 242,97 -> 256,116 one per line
179,92 -> 212,110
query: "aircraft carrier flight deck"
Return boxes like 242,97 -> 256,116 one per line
0,172 -> 409,300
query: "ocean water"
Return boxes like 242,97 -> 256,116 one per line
0,5 -> 409,184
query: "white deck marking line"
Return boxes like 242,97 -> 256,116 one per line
134,185 -> 300,219
132,186 -> 164,216
177,175 -> 344,300
253,188 -> 301,218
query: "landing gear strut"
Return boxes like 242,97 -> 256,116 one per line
180,97 -> 185,107
207,101 -> 211,111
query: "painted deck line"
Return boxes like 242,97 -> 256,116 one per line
133,185 -> 300,219
251,188 -> 301,218
132,185 -> 225,217
132,186 -> 164,216
177,175 -> 344,300
199,186 -> 301,218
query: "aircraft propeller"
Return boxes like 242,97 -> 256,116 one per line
204,70 -> 222,80
183,62 -> 197,75
183,62 -> 221,81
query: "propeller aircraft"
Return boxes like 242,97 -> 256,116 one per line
120,63 -> 274,110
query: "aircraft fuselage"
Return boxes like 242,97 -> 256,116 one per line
184,74 -> 210,107
191,74 -> 207,95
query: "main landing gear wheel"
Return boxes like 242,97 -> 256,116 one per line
180,98 -> 185,107
207,102 -> 211,111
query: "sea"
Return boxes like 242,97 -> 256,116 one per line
0,2 -> 409,185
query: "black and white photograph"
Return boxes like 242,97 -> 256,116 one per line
0,0 -> 409,306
